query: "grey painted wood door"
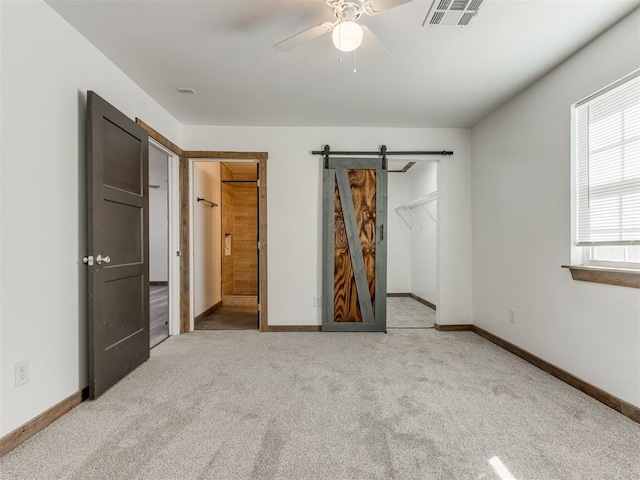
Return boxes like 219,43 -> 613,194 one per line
322,158 -> 388,332
86,91 -> 150,399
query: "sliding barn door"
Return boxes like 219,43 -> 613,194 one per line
322,158 -> 387,332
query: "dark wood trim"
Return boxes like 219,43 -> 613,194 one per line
258,157 -> 269,332
184,151 -> 267,160
434,323 -> 473,331
470,326 -> 640,424
135,118 -> 184,156
149,281 -> 168,286
268,325 -> 322,332
0,388 -> 88,457
387,293 -> 437,310
562,265 -> 640,289
179,156 -> 190,334
184,152 -> 269,332
194,300 -> 222,324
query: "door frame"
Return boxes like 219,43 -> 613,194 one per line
134,119 -> 268,334
187,154 -> 268,332
148,138 -> 180,337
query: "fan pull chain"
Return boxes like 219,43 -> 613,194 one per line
353,49 -> 357,74
337,24 -> 342,63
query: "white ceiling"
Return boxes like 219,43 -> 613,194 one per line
47,0 -> 640,128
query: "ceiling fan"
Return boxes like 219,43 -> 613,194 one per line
273,0 -> 413,54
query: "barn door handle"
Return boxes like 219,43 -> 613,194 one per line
96,254 -> 111,265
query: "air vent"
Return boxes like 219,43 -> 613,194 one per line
430,11 -> 445,25
423,0 -> 483,27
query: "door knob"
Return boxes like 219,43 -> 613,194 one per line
96,254 -> 111,265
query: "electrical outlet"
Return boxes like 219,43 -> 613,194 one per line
509,309 -> 516,324
314,296 -> 322,307
15,360 -> 29,387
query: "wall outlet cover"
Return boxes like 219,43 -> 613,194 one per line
15,360 -> 30,387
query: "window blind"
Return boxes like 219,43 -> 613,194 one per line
575,70 -> 640,246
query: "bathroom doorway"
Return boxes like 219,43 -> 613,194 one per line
192,161 -> 259,331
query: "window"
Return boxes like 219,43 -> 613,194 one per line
573,69 -> 640,270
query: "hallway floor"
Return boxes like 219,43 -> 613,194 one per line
150,285 -> 169,347
195,305 -> 259,331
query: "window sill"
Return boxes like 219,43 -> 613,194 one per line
562,265 -> 640,289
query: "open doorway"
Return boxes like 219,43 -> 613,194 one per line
148,141 -> 180,347
149,144 -> 170,346
386,160 -> 438,330
192,161 -> 259,331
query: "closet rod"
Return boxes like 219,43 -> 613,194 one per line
196,197 -> 218,208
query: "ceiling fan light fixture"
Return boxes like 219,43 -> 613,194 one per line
332,21 -> 363,52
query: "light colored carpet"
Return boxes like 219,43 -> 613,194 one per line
386,297 -> 436,329
2,329 -> 639,479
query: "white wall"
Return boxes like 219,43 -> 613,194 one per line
183,126 -> 472,327
471,8 -> 640,408
149,146 -> 169,283
193,162 -> 222,316
387,174 -> 412,293
409,162 -> 438,305
0,0 -> 182,436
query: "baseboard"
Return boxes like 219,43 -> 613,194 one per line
149,281 -> 168,286
470,326 -> 640,424
434,323 -> 473,331
268,325 -> 322,332
410,294 -> 437,310
387,293 -> 437,311
0,387 -> 89,457
194,300 -> 222,324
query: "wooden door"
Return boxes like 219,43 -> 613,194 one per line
86,91 -> 150,399
322,158 -> 387,332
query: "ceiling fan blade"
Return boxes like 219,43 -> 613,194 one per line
361,25 -> 391,56
365,0 -> 414,14
273,22 -> 334,52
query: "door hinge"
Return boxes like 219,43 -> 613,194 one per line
257,179 -> 260,188
82,255 -> 94,266
257,241 -> 261,250
176,251 -> 181,257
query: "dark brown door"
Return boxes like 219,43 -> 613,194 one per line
86,91 -> 150,399
322,158 -> 388,332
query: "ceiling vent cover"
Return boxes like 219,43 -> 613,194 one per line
423,0 -> 483,27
